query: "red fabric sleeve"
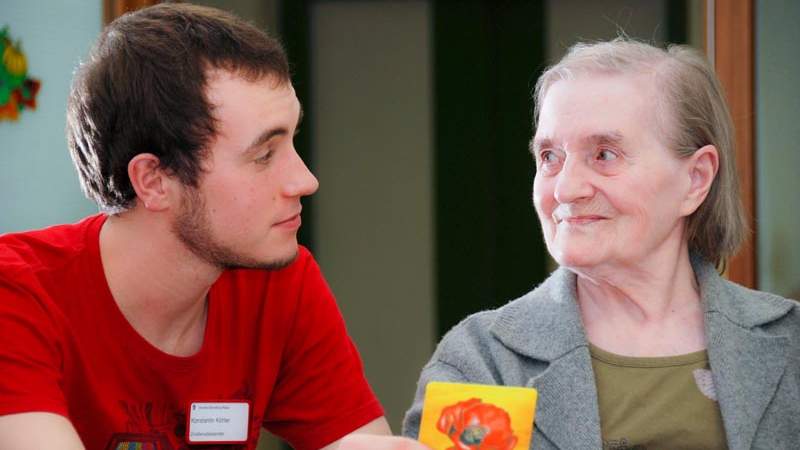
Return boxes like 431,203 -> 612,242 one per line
263,252 -> 383,450
0,277 -> 68,418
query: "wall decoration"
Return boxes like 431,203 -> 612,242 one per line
1,26 -> 41,121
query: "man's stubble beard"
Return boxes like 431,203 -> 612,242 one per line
172,187 -> 297,270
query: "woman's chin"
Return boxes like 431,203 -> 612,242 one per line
552,247 -> 605,270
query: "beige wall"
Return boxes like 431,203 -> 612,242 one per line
546,0 -> 706,61
194,0 -> 280,34
546,0 -> 668,62
310,0 -> 435,432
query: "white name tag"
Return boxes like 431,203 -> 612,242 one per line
187,401 -> 250,444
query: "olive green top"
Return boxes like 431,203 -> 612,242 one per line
590,344 -> 728,450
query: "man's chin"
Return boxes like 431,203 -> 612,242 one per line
221,246 -> 299,271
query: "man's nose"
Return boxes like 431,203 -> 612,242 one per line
282,150 -> 319,198
553,156 -> 594,204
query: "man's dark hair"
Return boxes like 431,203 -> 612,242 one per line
66,3 -> 290,213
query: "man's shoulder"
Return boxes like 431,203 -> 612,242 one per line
0,216 -> 103,349
0,215 -> 104,285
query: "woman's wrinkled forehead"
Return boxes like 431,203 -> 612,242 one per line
535,73 -> 674,148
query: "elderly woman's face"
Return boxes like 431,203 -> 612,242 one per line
532,74 -> 692,270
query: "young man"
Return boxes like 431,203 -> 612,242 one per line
0,4 -> 389,449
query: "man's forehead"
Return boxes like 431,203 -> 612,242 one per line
204,68 -> 296,102
206,76 -> 299,129
205,66 -> 291,86
201,69 -> 300,151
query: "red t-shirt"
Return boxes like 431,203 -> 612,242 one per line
0,214 -> 383,450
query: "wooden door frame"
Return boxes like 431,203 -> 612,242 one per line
104,0 -> 160,24
710,0 -> 757,288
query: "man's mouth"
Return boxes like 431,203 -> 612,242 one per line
274,211 -> 302,228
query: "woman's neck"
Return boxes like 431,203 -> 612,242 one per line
573,243 -> 707,357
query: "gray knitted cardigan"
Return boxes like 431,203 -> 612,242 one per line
403,258 -> 800,449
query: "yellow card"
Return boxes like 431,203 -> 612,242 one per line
418,382 -> 538,450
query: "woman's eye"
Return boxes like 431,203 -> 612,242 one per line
540,150 -> 556,163
536,150 -> 561,175
596,148 -> 618,161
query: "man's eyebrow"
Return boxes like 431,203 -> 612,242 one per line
246,127 -> 287,154
245,105 -> 304,153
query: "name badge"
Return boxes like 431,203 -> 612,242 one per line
187,401 -> 250,444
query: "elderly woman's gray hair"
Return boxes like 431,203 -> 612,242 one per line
533,38 -> 746,266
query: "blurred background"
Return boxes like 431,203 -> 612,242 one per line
2,1 -> 798,448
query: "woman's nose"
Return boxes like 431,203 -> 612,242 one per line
553,157 -> 594,204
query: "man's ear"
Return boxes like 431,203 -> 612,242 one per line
680,144 -> 719,216
128,154 -> 178,211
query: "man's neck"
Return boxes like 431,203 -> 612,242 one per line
99,213 -> 221,357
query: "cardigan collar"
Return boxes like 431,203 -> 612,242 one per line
489,256 -> 793,362
489,256 -> 795,450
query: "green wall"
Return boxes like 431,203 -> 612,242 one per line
756,0 -> 800,298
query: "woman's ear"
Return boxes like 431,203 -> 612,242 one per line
680,144 -> 719,216
128,153 -> 177,211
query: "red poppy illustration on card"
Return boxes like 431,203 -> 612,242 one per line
437,398 -> 517,450
419,382 -> 537,450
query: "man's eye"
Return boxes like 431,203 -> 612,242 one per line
596,148 -> 618,161
255,151 -> 273,164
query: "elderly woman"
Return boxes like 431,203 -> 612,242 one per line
340,39 -> 800,450
388,39 -> 799,450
